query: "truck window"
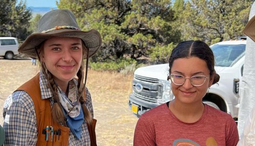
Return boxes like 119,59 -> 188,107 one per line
211,44 -> 245,67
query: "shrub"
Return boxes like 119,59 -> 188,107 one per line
89,58 -> 141,74
148,42 -> 175,63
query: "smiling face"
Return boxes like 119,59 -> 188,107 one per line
41,37 -> 83,87
170,57 -> 214,105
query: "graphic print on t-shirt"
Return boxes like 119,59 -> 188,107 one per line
173,137 -> 218,146
173,139 -> 200,146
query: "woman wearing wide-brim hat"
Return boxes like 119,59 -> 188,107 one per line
3,9 -> 101,146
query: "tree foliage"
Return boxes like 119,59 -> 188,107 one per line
56,0 -> 252,63
57,0 -> 178,62
174,0 -> 253,45
29,14 -> 42,32
0,0 -> 252,64
0,0 -> 32,41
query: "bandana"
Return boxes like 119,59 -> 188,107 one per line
65,106 -> 84,140
57,80 -> 84,139
58,80 -> 81,118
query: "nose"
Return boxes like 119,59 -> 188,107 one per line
62,49 -> 72,62
182,77 -> 193,89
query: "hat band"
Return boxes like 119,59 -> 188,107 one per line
42,26 -> 80,33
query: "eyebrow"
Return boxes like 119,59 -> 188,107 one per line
172,71 -> 205,75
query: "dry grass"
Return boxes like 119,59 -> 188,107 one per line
86,69 -> 138,146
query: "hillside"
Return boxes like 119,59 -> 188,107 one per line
29,6 -> 58,16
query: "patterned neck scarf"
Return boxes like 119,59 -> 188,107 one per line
57,80 -> 84,139
64,106 -> 84,140
58,80 -> 81,118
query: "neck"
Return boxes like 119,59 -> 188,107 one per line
53,77 -> 69,94
169,100 -> 205,123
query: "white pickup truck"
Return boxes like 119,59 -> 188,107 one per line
129,40 -> 246,122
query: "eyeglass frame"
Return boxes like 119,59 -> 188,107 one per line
169,74 -> 209,87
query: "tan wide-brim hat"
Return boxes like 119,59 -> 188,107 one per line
243,15 -> 255,42
18,9 -> 102,59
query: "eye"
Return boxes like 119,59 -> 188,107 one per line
71,46 -> 80,50
173,74 -> 183,79
51,47 -> 61,51
192,75 -> 204,79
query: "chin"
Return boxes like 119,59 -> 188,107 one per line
61,75 -> 76,82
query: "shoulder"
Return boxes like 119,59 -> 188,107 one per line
135,104 -> 169,135
205,106 -> 238,144
3,91 -> 35,118
3,91 -> 36,126
205,105 -> 235,122
206,105 -> 229,116
139,103 -> 169,122
85,87 -> 91,97
4,91 -> 34,109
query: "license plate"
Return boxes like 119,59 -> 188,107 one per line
131,104 -> 138,114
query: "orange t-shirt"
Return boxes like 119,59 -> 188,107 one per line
134,104 -> 239,146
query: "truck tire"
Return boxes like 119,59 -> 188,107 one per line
4,52 -> 14,59
203,101 -> 220,110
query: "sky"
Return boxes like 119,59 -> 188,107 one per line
17,0 -> 59,7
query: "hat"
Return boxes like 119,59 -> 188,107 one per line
18,9 -> 102,58
243,15 -> 255,42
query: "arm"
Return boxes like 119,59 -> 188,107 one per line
226,115 -> 239,146
133,116 -> 156,146
3,91 -> 37,145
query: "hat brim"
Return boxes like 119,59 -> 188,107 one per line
243,15 -> 255,42
18,29 -> 102,58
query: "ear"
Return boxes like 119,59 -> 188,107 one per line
36,43 -> 45,61
208,74 -> 214,87
39,49 -> 45,62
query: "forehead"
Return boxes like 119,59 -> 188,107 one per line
171,57 -> 209,74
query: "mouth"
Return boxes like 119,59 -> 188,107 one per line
180,90 -> 196,96
58,65 -> 75,70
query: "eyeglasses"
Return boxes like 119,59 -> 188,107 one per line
169,74 -> 209,87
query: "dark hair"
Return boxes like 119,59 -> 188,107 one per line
169,40 -> 220,84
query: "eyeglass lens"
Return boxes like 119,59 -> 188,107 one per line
170,74 -> 207,86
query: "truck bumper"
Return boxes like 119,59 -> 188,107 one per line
128,93 -> 160,117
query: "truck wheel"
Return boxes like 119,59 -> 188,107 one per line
4,52 -> 14,59
203,101 -> 220,110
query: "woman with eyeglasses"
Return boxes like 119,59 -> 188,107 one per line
133,40 -> 239,146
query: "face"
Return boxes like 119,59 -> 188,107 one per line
170,57 -> 214,105
41,37 -> 83,86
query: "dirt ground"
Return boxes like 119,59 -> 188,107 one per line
0,59 -> 138,146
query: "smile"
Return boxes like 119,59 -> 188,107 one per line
58,65 -> 75,70
180,90 -> 196,95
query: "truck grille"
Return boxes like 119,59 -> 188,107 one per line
135,75 -> 159,83
133,75 -> 162,103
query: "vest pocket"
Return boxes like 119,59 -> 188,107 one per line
55,126 -> 70,146
37,125 -> 70,146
